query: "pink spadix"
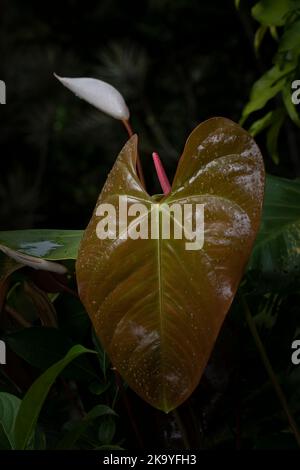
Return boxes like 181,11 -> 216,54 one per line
152,152 -> 171,195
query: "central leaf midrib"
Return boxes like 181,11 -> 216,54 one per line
155,205 -> 168,411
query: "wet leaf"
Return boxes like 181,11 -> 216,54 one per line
76,118 -> 264,412
0,230 -> 83,261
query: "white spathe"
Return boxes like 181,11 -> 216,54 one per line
54,74 -> 130,120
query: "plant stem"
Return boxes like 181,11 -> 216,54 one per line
122,119 -> 146,189
241,294 -> 300,447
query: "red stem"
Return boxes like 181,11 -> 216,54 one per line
152,152 -> 171,195
122,119 -> 146,189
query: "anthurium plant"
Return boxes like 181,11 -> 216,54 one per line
0,74 -> 299,449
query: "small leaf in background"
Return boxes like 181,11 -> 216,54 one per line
0,230 -> 83,261
92,329 -> 109,379
269,25 -> 278,40
249,175 -> 300,276
252,0 -> 300,27
56,405 -> 116,449
14,345 -> 96,449
279,20 -> 300,55
248,110 -> 276,137
0,393 -> 21,450
254,25 -> 268,54
5,327 -> 98,382
241,64 -> 295,124
88,381 -> 110,395
266,110 -> 286,164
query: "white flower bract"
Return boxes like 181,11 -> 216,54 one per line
54,74 -> 130,120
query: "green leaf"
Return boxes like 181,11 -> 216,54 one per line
14,345 -> 96,450
76,118 -> 264,412
266,109 -> 286,163
254,25 -> 268,54
282,83 -> 300,127
241,64 -> 295,124
92,328 -> 109,379
89,381 -> 110,395
0,230 -> 83,260
248,110 -> 276,136
0,393 -> 21,450
56,405 -> 116,449
279,20 -> 300,54
5,327 -> 98,382
252,0 -> 300,26
269,25 -> 278,40
249,175 -> 300,275
235,0 -> 241,9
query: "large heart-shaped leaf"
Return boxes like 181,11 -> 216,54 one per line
76,117 -> 265,412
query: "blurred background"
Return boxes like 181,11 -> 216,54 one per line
1,0 -> 287,231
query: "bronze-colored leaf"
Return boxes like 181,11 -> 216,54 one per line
76,117 -> 265,412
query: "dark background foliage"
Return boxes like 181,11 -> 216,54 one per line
0,0 -> 267,230
0,0 -> 300,451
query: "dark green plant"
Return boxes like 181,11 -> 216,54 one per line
239,0 -> 300,164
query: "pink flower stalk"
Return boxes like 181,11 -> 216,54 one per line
152,152 -> 171,195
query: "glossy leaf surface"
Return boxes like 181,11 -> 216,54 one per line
0,230 -> 83,260
76,117 -> 265,412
